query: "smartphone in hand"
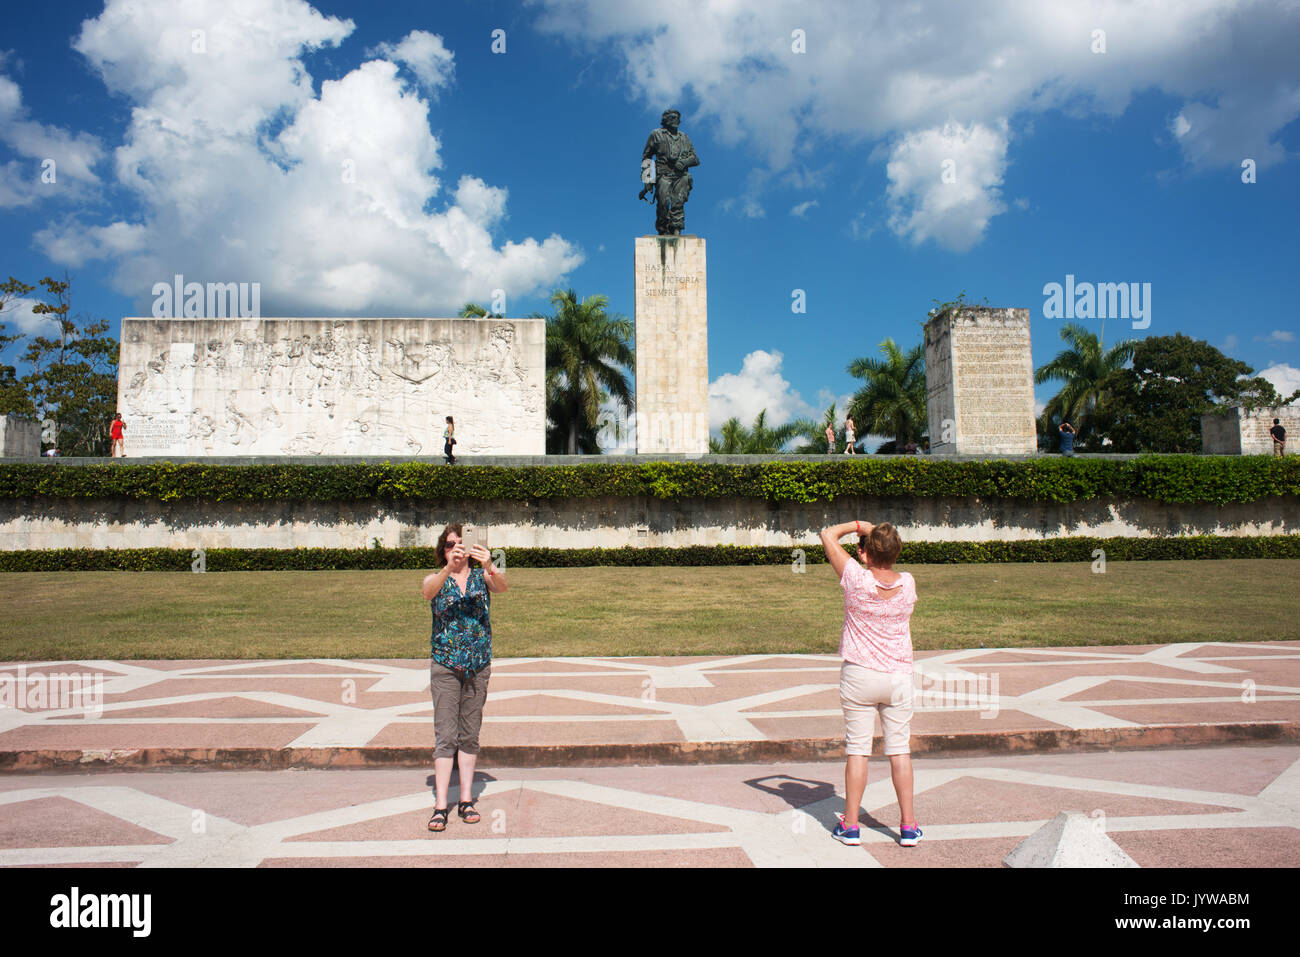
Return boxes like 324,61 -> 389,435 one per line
464,525 -> 488,553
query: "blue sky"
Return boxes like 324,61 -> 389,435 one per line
2,0 -> 1298,450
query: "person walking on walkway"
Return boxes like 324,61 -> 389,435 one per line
819,518 -> 921,847
844,416 -> 856,455
421,523 -> 507,832
443,415 -> 457,465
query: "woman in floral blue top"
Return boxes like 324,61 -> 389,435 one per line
420,523 -> 507,832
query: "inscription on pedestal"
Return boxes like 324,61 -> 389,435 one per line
634,237 -> 709,453
925,307 -> 1036,455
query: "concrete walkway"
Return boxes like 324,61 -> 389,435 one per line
2,641 -> 1297,770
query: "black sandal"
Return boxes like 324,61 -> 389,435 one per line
457,800 -> 480,824
428,808 -> 449,832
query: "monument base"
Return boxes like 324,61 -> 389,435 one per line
634,236 -> 709,454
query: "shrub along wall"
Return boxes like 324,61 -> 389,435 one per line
2,535 -> 1297,571
2,455 -> 1299,506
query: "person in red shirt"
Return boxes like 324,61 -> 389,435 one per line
110,413 -> 126,457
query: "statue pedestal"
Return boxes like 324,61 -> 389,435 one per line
924,307 -> 1036,455
634,235 -> 709,454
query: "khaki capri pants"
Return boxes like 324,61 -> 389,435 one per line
429,661 -> 491,759
840,660 -> 913,756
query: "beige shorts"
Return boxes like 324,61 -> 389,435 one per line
840,661 -> 913,756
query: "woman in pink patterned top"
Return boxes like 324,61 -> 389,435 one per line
819,519 -> 921,848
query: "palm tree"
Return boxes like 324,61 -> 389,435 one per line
792,402 -> 840,453
458,303 -> 492,318
846,339 -> 927,449
543,289 -> 634,454
708,409 -> 817,453
1034,322 -> 1135,447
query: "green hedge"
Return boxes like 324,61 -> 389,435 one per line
3,536 -> 1297,571
1,456 -> 1298,504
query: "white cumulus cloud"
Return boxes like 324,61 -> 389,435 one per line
1259,364 -> 1300,399
708,349 -> 817,434
532,0 -> 1300,251
33,0 -> 581,316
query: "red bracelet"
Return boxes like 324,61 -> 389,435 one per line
855,521 -> 860,534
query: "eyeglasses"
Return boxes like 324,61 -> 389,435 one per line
444,539 -> 462,549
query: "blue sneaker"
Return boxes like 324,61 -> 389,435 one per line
832,818 -> 861,846
900,823 -> 923,847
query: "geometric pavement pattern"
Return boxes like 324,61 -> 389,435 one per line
1,641 -> 1297,752
1,748 -> 1297,867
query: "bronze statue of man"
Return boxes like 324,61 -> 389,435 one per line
640,109 -> 699,235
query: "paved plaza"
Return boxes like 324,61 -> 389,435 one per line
1,641 -> 1297,867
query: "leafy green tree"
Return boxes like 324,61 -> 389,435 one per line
19,275 -> 119,456
708,409 -> 817,453
0,277 -> 35,416
458,303 -> 499,318
542,289 -> 634,454
1034,322 -> 1136,449
1094,333 -> 1292,452
846,339 -> 927,449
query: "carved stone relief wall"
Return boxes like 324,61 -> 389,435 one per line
117,318 -> 545,456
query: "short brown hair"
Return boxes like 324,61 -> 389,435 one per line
858,522 -> 902,567
434,523 -> 464,568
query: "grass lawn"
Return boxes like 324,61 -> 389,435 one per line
3,559 -> 1298,660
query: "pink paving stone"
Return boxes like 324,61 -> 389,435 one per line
601,656 -> 735,667
739,688 -> 840,713
1181,642 -> 1300,658
199,663 -> 377,676
488,660 -> 636,674
942,664 -> 1209,698
0,723 -> 317,749
0,664 -> 122,677
482,693 -> 667,717
0,796 -> 174,848
1,862 -> 138,869
118,660 -> 246,670
748,715 -> 844,740
365,719 -> 688,748
856,835 -> 1026,868
1061,678 -> 1296,703
1228,659 -> 1300,685
261,848 -> 753,868
1113,827 -> 1300,868
909,709 -> 1069,733
929,746 -> 1300,797
1087,702 -> 1300,724
934,650 -> 1127,665
897,777 -> 1242,825
120,771 -> 432,827
720,657 -> 838,671
484,675 -> 647,695
286,789 -> 730,843
103,677 -> 384,705
352,659 -> 426,668
85,697 -> 332,720
652,672 -> 834,706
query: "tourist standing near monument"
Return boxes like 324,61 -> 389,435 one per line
819,519 -> 922,848
110,413 -> 126,457
1058,421 -> 1076,456
825,423 -> 836,453
1271,418 -> 1287,456
640,109 -> 700,236
421,524 -> 507,832
443,416 -> 456,465
844,416 -> 856,455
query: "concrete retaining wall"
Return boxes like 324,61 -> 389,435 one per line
2,493 -> 1294,550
